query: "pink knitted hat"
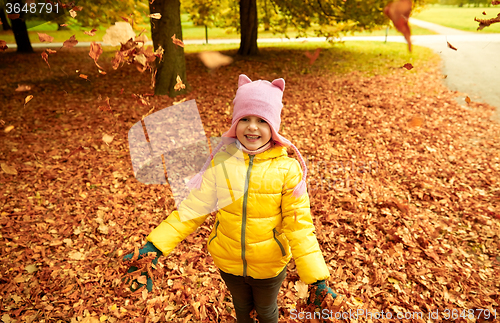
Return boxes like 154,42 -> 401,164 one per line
186,74 -> 308,198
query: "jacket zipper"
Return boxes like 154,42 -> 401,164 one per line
209,219 -> 220,245
273,228 -> 286,256
241,154 -> 254,277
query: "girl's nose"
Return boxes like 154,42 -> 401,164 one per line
248,123 -> 258,130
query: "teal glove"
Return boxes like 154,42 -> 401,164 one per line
123,241 -> 161,292
310,280 -> 338,306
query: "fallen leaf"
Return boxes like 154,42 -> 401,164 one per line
25,95 -> 33,105
174,75 -> 186,91
198,51 -> 233,69
403,63 -> 413,70
447,41 -> 457,51
294,280 -> 308,299
304,48 -> 321,65
171,34 -> 184,47
38,33 -> 54,43
102,134 -> 114,144
149,13 -> 162,19
137,275 -> 148,285
25,264 -> 37,273
384,0 -> 412,51
63,35 -> 78,48
46,49 -> 56,54
68,251 -> 84,260
1,163 -> 17,175
79,74 -> 88,80
15,84 -> 31,91
4,125 -> 14,133
408,116 -> 424,127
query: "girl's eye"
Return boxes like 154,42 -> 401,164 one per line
259,119 -> 267,123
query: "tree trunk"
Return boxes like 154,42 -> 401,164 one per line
238,0 -> 259,56
1,8 -> 11,30
10,0 -> 33,53
149,0 -> 189,97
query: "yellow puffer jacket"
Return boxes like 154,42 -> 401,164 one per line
147,143 -> 330,284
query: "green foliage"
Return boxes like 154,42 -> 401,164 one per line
72,0 -> 150,27
181,0 -> 433,40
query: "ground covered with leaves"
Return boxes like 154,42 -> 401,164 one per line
0,43 -> 499,323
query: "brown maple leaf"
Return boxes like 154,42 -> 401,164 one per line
84,28 -> 98,36
174,75 -> 186,91
403,63 -> 413,70
447,41 -> 457,51
384,0 -> 412,52
38,33 -> 54,43
171,34 -> 184,48
89,42 -> 103,64
0,40 -> 8,51
41,52 -> 50,68
63,35 -> 78,48
304,48 -> 321,65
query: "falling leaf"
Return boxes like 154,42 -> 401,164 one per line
0,40 -> 7,51
98,70 -> 106,75
294,280 -> 308,299
41,52 -> 50,68
79,74 -> 88,80
408,116 -> 424,128
15,84 -> 31,92
403,63 -> 413,70
482,11 -> 487,15
4,125 -> 14,133
447,41 -> 457,51
149,13 -> 162,19
84,28 -> 98,36
384,0 -> 412,51
25,95 -> 33,105
304,48 -> 321,65
25,264 -> 37,273
465,96 -> 471,104
121,16 -> 129,22
1,163 -> 17,175
46,49 -> 56,54
198,51 -> 233,69
37,33 -> 54,43
174,75 -> 186,91
60,24 -> 68,27
7,14 -> 20,20
68,251 -> 84,260
63,35 -> 78,48
171,34 -> 184,47
89,42 -> 103,63
69,9 -> 77,18
102,134 -> 114,145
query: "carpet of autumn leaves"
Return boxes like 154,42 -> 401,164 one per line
0,44 -> 500,323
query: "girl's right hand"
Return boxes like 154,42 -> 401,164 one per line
123,242 -> 161,292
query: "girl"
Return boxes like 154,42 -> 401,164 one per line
125,74 -> 337,322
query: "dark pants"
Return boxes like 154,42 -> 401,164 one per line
220,268 -> 287,323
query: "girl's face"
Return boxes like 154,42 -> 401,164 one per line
236,115 -> 272,150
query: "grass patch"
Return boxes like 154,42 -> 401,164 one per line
412,4 -> 500,33
183,41 -> 437,77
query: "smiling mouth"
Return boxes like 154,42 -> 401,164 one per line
245,135 -> 261,140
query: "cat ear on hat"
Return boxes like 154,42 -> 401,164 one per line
238,74 -> 252,87
271,78 -> 285,91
